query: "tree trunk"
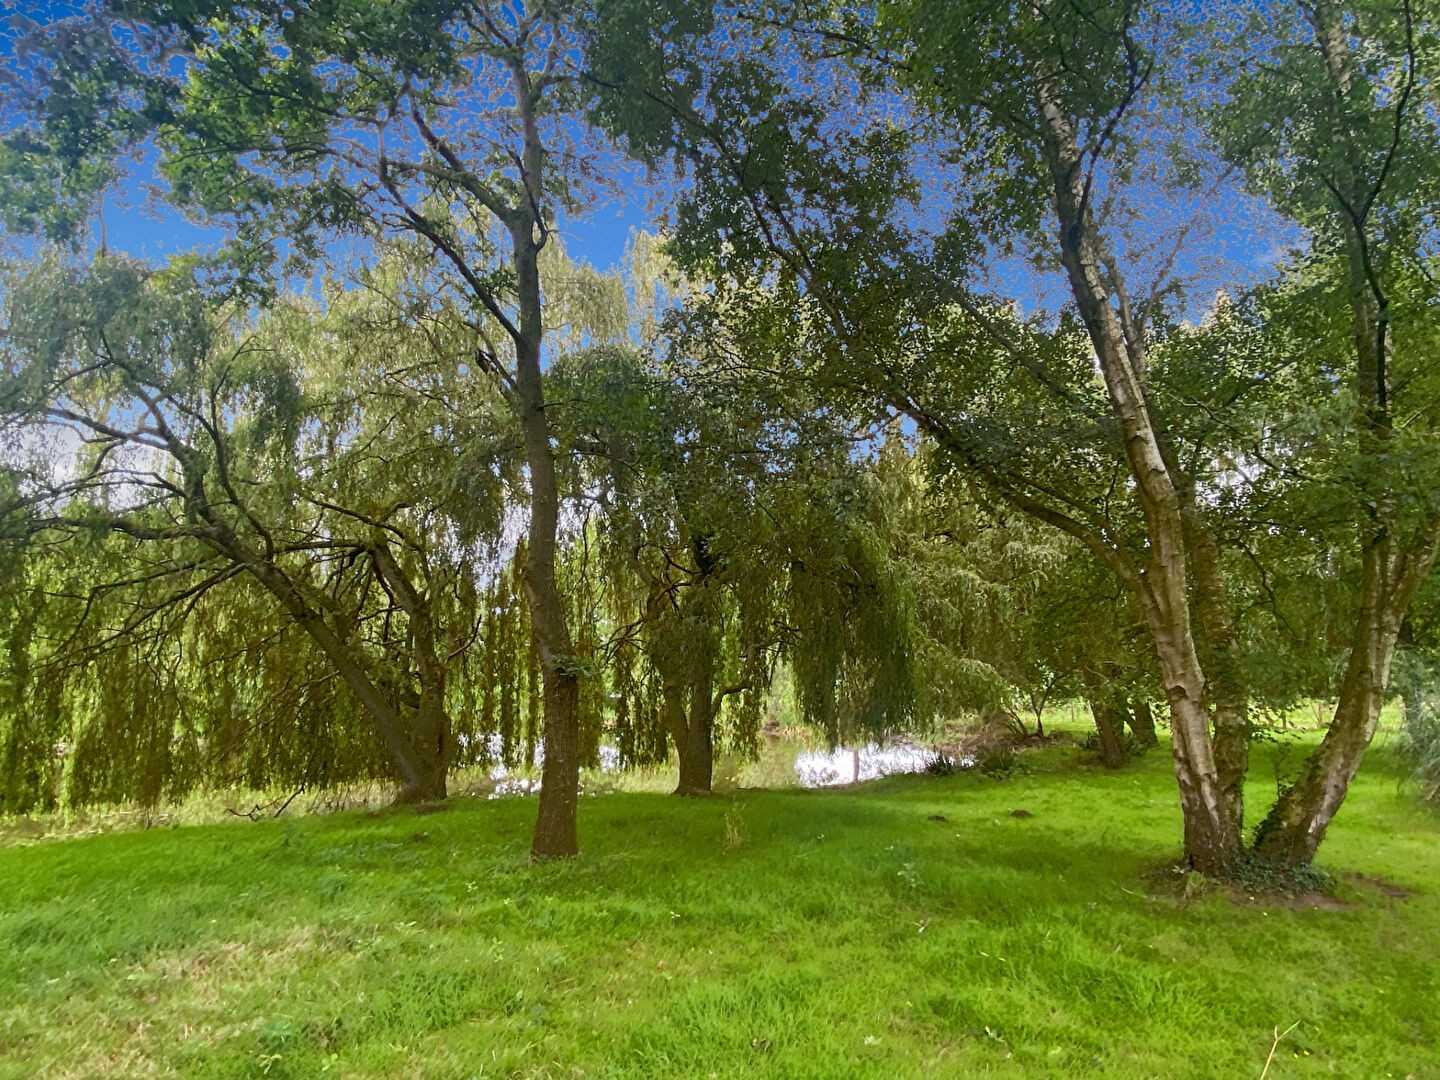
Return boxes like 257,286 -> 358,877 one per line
493,75 -> 586,860
1034,77 -> 1241,874
673,651 -> 717,796
516,293 -> 582,855
1179,489 -> 1249,832
1126,698 -> 1158,749
675,693 -> 715,797
369,539 -> 453,805
531,665 -> 581,858
1246,2 -> 1440,866
1252,536 -> 1432,865
1161,668 -> 1242,874
1229,0 -> 1435,867
394,687 -> 451,804
232,553 -> 452,805
509,223 -> 582,859
1082,672 -> 1128,769
393,755 -> 448,803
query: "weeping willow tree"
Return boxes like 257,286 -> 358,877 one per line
0,0 -> 658,859
547,326 -> 919,795
868,438 -> 1066,732
0,535 -> 399,813
0,251 -> 528,810
856,434 -> 1166,762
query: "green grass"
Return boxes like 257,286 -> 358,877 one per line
1,739 -> 1437,1079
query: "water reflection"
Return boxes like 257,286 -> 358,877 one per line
793,743 -> 971,787
471,737 -> 964,798
481,742 -> 623,798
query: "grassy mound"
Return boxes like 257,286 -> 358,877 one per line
1,741 -> 1437,1078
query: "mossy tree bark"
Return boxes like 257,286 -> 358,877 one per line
1126,699 -> 1158,749
1081,671 -> 1129,770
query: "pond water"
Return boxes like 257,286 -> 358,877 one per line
475,738 -> 963,796
792,743 -> 970,787
479,740 -> 623,799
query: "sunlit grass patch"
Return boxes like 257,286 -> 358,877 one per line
1,740 -> 1437,1078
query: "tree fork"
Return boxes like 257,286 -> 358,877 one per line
1248,0 -> 1437,867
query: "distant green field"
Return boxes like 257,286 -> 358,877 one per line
1,736 -> 1436,1079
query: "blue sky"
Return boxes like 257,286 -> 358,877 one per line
2,3 -> 660,274
64,164 -> 655,274
2,2 -> 1288,306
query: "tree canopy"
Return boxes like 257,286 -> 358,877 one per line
2,0 -> 1438,877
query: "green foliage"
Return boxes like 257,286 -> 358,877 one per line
1203,0 -> 1440,257
876,0 -> 1157,252
865,437 -> 1105,728
974,743 -> 1020,779
4,0 -> 1439,875
549,310 -> 921,766
1167,854 -> 1335,903
922,752 -> 956,777
1392,653 -> 1440,802
1,1 -> 640,313
1078,729 -> 1153,760
0,248 -> 532,810
594,0 -> 1440,870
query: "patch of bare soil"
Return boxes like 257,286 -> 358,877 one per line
1248,888 -> 1352,912
1013,732 -> 1070,749
1342,872 -> 1412,900
1140,862 -> 1355,910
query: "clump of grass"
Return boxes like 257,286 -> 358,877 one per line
723,802 -> 745,851
923,752 -> 956,777
1399,696 -> 1440,802
975,743 -> 1020,778
1389,653 -> 1440,801
1077,729 -> 1154,760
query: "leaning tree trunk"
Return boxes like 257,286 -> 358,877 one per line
1253,534 -> 1435,865
221,542 -> 452,805
1035,79 -> 1240,874
1248,4 -> 1440,866
167,428 -> 461,807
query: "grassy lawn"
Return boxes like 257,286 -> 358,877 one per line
1,738 -> 1437,1079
